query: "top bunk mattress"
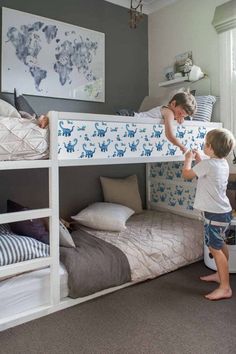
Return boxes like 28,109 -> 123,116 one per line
79,209 -> 204,282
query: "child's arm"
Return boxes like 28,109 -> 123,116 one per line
182,150 -> 197,179
163,111 -> 187,153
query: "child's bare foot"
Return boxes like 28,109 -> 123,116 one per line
38,115 -> 49,128
200,273 -> 220,283
204,287 -> 232,301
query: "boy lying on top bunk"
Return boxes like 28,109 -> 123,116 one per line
134,91 -> 197,153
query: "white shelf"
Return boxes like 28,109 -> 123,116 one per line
159,77 -> 189,87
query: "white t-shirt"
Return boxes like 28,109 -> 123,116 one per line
134,106 -> 163,122
192,158 -> 231,213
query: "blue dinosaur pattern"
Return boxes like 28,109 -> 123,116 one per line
57,119 -> 220,162
149,161 -> 197,215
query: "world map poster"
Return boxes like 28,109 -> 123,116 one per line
2,7 -> 105,102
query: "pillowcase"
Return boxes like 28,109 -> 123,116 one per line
0,98 -> 21,118
71,202 -> 134,231
116,108 -> 135,116
100,175 -> 143,213
7,200 -> 49,244
192,95 -> 216,122
59,220 -> 76,248
0,224 -> 49,266
14,88 -> 37,117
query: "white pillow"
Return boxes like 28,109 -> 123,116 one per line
71,202 -> 134,232
0,99 -> 21,118
59,221 -> 76,248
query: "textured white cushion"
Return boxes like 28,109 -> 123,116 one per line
59,221 -> 76,248
0,99 -> 21,118
71,202 -> 134,231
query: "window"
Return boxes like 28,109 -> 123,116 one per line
219,28 -> 236,136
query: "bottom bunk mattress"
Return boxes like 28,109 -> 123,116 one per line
0,117 -> 49,160
80,210 -> 204,282
0,264 -> 68,319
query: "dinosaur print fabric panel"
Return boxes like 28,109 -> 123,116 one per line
149,161 -> 198,217
58,118 -> 220,161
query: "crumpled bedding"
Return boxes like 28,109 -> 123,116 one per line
80,210 -> 204,282
0,116 -> 49,160
60,228 -> 131,298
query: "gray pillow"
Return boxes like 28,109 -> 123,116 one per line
14,88 -> 37,117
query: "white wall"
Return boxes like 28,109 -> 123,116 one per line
148,0 -> 236,171
148,0 -> 226,98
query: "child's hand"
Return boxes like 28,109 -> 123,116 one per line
176,116 -> 184,124
192,149 -> 202,163
180,146 -> 188,154
185,150 -> 194,160
38,115 -> 49,128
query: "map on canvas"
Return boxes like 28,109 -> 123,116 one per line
2,7 -> 105,102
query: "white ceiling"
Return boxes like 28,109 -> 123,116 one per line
105,0 -> 178,14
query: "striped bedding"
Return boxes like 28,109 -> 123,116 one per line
0,224 -> 49,266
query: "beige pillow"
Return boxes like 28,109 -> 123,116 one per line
100,175 -> 143,213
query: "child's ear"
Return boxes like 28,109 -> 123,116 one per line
170,100 -> 176,108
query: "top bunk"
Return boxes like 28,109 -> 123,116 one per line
53,111 -> 222,167
0,77 -> 222,169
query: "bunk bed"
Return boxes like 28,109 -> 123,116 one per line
0,108 -> 221,329
0,79 -> 223,330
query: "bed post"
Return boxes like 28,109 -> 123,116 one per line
48,111 -> 60,305
146,163 -> 151,210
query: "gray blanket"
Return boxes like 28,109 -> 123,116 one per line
60,229 -> 131,298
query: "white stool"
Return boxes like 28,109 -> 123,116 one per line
204,243 -> 236,273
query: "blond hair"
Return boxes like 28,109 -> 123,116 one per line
169,91 -> 197,116
206,128 -> 235,158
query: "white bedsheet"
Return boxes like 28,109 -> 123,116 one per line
0,264 -> 68,318
0,116 -> 49,160
81,210 -> 204,282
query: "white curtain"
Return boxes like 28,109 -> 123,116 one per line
219,28 -> 236,137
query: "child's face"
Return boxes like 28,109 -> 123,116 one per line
204,140 -> 214,157
170,101 -> 188,120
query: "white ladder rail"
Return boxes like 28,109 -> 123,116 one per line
0,257 -> 51,278
0,208 -> 52,224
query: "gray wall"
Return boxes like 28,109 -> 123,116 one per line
0,0 -> 148,216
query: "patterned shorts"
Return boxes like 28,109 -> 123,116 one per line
204,211 -> 232,250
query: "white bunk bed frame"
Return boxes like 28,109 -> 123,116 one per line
0,110 -> 222,331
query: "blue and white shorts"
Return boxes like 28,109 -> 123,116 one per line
204,211 -> 232,250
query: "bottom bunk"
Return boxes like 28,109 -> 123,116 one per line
0,209 -> 203,322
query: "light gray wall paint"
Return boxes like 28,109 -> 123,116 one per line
0,0 -> 148,215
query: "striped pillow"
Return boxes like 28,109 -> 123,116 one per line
192,95 -> 216,122
0,224 -> 49,266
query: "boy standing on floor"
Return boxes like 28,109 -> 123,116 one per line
182,128 -> 235,300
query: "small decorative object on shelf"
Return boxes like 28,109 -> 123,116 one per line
174,51 -> 193,77
164,66 -> 175,81
158,76 -> 189,87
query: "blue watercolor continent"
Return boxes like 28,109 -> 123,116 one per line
6,22 -> 48,91
7,22 -> 99,90
53,36 -> 98,86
